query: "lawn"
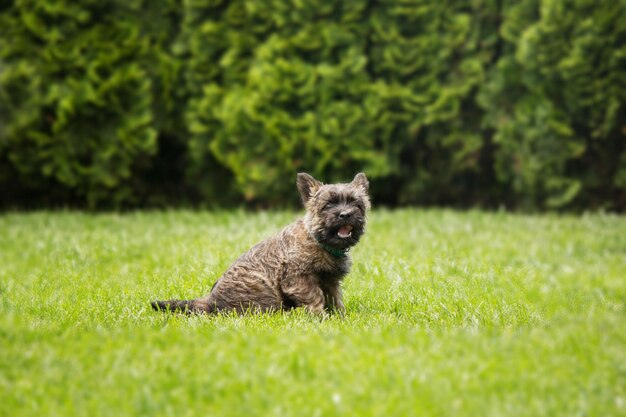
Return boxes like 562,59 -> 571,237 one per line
0,209 -> 624,417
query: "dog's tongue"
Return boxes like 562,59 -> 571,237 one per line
338,225 -> 353,238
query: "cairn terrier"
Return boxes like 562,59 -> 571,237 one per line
151,172 -> 370,315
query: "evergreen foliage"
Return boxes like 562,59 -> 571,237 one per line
480,0 -> 626,209
1,0 -> 624,210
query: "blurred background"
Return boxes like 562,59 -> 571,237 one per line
0,0 -> 624,211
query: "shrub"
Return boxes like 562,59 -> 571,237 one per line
479,0 -> 626,209
0,0 -> 176,207
1,0 -> 624,210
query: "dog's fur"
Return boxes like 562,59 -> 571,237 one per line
151,172 -> 370,315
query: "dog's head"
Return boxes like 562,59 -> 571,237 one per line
297,172 -> 370,250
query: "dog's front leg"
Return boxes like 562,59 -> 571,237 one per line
327,285 -> 345,316
281,277 -> 325,314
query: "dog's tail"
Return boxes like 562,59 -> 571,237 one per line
151,297 -> 215,314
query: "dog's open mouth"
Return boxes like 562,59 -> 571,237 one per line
337,225 -> 353,238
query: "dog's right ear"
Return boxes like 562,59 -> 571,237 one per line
297,173 -> 323,205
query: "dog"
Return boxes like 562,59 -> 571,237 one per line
151,172 -> 370,315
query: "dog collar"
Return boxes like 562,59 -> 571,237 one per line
318,242 -> 350,258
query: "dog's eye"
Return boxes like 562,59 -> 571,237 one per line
324,199 -> 339,210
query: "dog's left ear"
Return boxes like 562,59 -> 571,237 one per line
352,172 -> 369,192
297,173 -> 323,205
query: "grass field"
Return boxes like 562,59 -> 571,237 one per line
1,209 -> 624,416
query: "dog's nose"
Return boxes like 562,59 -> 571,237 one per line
339,211 -> 351,219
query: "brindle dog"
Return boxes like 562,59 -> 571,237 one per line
151,172 -> 370,315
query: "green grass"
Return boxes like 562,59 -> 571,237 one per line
1,209 -> 624,417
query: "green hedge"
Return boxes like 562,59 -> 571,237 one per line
1,0 -> 624,210
480,0 -> 626,209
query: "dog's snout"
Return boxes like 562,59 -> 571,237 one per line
338,210 -> 351,219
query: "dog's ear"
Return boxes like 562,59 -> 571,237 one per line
351,172 -> 369,192
297,173 -> 323,205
